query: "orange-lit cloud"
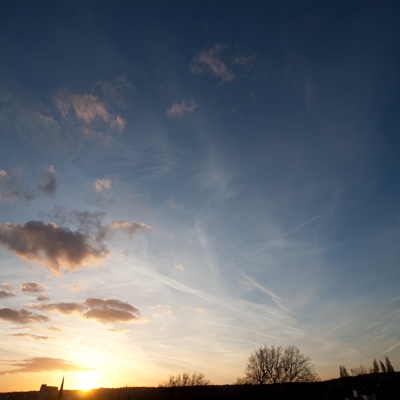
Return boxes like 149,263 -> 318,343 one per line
191,44 -> 234,84
54,92 -> 126,137
0,221 -> 108,274
0,308 -> 50,324
0,357 -> 87,375
94,178 -> 112,192
35,298 -> 140,324
109,220 -> 152,237
166,100 -> 199,119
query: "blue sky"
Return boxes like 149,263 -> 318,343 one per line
1,0 -> 400,391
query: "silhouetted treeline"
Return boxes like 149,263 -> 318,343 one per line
2,373 -> 400,400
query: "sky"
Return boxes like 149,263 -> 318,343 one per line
1,0 -> 400,392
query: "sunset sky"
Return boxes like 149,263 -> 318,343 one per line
1,0 -> 400,392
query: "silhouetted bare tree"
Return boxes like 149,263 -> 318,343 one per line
244,345 -> 318,384
371,359 -> 380,373
350,365 -> 368,376
339,365 -> 349,378
385,356 -> 395,372
379,360 -> 387,373
158,372 -> 211,387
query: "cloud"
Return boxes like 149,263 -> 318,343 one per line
36,294 -> 50,302
166,100 -> 199,119
54,92 -> 126,137
0,221 -> 108,274
84,298 -> 140,323
0,170 -> 7,180
238,273 -> 293,315
21,282 -> 47,294
94,178 -> 112,192
39,165 -> 57,196
174,263 -> 186,271
0,308 -> 50,324
109,220 -> 152,237
191,44 -> 235,84
0,283 -> 15,299
37,302 -> 85,315
0,357 -> 87,375
8,333 -> 50,340
35,298 -> 140,324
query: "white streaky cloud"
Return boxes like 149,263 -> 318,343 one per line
191,44 -> 234,84
238,273 -> 294,316
383,342 -> 400,354
94,178 -> 112,192
166,100 -> 199,119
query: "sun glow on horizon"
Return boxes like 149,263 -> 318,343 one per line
75,371 -> 103,391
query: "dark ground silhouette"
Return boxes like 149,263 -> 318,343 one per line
2,372 -> 400,400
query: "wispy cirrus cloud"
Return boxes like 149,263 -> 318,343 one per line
238,273 -> 293,315
191,44 -> 255,84
35,298 -> 140,324
191,44 -> 235,84
0,221 -> 108,274
0,357 -> 87,375
0,308 -> 50,324
166,100 -> 199,119
8,333 -> 50,341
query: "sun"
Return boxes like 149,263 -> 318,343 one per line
76,371 -> 102,391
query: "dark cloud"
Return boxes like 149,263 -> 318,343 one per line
0,289 -> 14,298
21,282 -> 47,294
0,308 -> 50,324
39,165 -> 57,196
84,298 -> 140,323
0,357 -> 87,375
0,221 -> 108,274
35,298 -> 140,324
36,294 -> 50,302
